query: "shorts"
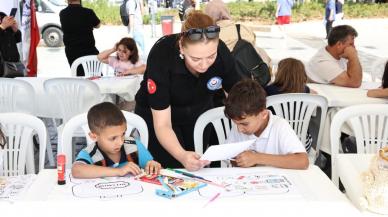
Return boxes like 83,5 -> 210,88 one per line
276,16 -> 291,25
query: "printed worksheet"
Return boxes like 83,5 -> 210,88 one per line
69,174 -> 143,199
198,172 -> 298,198
0,174 -> 36,202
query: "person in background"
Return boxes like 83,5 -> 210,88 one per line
275,0 -> 293,25
306,25 -> 362,88
367,61 -> 388,98
134,11 -> 241,171
265,57 -> 315,153
60,0 -> 100,76
98,37 -> 145,76
325,0 -> 336,39
335,0 -> 344,21
0,11 -> 25,77
178,0 -> 195,21
224,79 -> 309,170
72,102 -> 161,179
127,0 -> 145,55
204,0 -> 272,68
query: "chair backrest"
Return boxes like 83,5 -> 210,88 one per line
193,106 -> 232,155
44,78 -> 101,123
0,78 -> 35,113
0,113 -> 47,176
330,104 -> 388,187
266,93 -> 328,161
70,55 -> 104,77
60,111 -> 149,166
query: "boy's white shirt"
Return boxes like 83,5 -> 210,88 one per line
226,111 -> 306,155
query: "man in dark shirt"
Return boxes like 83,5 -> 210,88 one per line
0,11 -> 24,77
60,0 -> 101,76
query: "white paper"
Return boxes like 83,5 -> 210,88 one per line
200,139 -> 255,161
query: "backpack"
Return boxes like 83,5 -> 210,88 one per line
120,0 -> 129,26
120,0 -> 138,26
231,24 -> 271,87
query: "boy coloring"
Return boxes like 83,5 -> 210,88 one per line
224,80 -> 309,169
72,102 -> 161,178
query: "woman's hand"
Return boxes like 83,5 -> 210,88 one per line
179,151 -> 209,171
145,160 -> 161,175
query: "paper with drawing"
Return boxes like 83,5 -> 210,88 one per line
200,139 -> 255,161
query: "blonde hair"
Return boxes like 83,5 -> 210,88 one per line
180,10 -> 217,46
273,58 -> 307,93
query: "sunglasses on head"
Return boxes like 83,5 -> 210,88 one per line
183,26 -> 220,41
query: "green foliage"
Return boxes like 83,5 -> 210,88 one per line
82,0 -> 388,25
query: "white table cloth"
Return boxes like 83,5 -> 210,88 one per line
2,166 -> 361,217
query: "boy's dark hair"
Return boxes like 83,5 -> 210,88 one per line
87,102 -> 126,134
224,79 -> 266,120
328,25 -> 358,46
382,61 -> 388,88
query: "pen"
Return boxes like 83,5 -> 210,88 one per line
166,168 -> 206,180
203,192 -> 221,208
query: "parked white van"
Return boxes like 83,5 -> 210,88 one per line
36,0 -> 66,47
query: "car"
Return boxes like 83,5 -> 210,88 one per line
36,0 -> 66,47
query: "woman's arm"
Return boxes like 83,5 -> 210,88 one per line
151,107 -> 208,171
97,47 -> 116,64
367,88 -> 388,98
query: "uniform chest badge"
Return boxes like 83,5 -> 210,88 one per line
207,76 -> 223,91
147,79 -> 157,94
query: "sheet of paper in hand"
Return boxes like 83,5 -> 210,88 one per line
199,139 -> 255,161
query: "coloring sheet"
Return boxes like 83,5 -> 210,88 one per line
198,172 -> 298,198
69,174 -> 143,199
0,174 -> 36,202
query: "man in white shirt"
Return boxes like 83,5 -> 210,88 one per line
224,80 -> 308,170
306,25 -> 362,88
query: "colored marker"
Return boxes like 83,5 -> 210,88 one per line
166,168 -> 207,180
203,192 -> 221,208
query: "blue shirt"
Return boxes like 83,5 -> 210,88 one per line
75,138 -> 153,169
325,0 -> 336,21
277,0 -> 293,16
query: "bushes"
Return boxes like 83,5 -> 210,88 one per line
82,0 -> 388,25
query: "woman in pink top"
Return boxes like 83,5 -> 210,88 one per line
98,37 -> 146,76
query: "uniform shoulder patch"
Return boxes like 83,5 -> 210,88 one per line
147,79 -> 157,94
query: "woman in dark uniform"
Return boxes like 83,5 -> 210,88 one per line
135,11 -> 240,171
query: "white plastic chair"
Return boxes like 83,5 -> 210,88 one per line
59,111 -> 149,166
330,104 -> 388,187
44,78 -> 102,123
266,93 -> 328,162
70,55 -> 105,77
0,78 -> 35,113
0,113 -> 47,176
0,78 -> 54,170
193,106 -> 233,167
